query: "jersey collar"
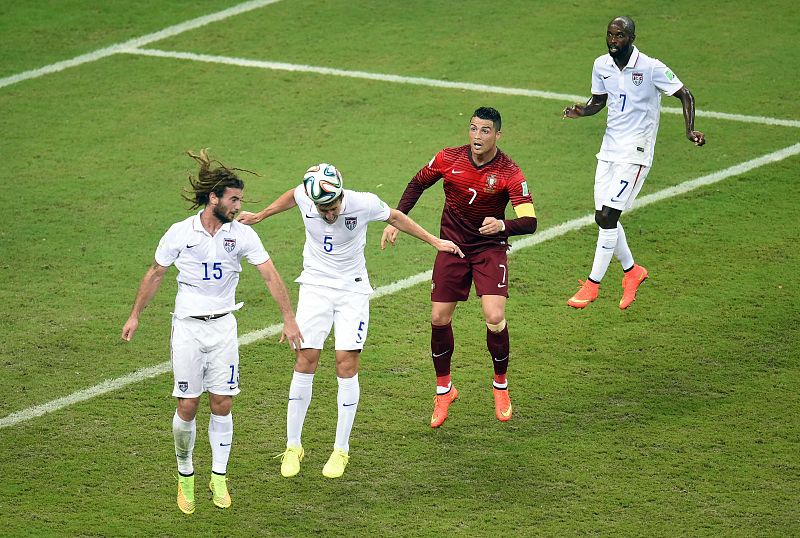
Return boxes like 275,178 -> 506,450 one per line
468,146 -> 501,170
191,211 -> 232,235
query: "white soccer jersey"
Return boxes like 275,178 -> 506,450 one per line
155,212 -> 271,318
293,185 -> 391,294
591,46 -> 684,166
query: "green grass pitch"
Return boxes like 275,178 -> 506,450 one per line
0,1 -> 798,536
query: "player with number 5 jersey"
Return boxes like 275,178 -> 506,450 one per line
381,106 -> 538,428
238,163 -> 462,479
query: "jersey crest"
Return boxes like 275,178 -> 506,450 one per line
632,72 -> 644,86
345,216 -> 357,231
223,238 -> 236,253
484,174 -> 498,194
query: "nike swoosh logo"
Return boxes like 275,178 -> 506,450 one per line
186,244 -> 198,249
304,214 -> 316,219
342,402 -> 357,407
501,405 -> 512,418
493,356 -> 509,363
288,397 -> 303,401
451,169 -> 463,174
602,75 -> 611,79
571,298 -> 592,304
432,350 -> 451,358
220,443 -> 232,446
602,246 -> 615,250
497,283 -> 507,288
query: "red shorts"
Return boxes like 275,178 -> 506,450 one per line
431,248 -> 509,302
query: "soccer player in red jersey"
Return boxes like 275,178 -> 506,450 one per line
381,107 -> 537,427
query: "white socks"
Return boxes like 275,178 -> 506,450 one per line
287,371 -> 314,447
615,222 -> 634,271
172,411 -> 196,475
589,223 -> 634,282
589,227 -> 618,282
208,412 -> 233,475
334,374 -> 360,453
286,370 -> 360,453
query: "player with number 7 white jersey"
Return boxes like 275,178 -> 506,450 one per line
562,16 -> 705,311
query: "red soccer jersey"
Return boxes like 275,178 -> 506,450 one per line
397,145 -> 533,253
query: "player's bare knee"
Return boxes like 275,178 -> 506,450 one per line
334,351 -> 360,378
294,358 -> 318,374
431,314 -> 453,326
209,394 -> 233,416
176,397 -> 200,421
294,348 -> 321,373
335,364 -> 359,378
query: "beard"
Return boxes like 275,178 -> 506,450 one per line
213,204 -> 234,223
608,42 -> 632,59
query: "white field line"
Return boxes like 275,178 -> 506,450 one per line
2,7 -> 798,130
3,142 -> 799,429
0,0 -> 283,90
125,48 -> 800,129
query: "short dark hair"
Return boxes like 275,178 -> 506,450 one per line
472,107 -> 502,131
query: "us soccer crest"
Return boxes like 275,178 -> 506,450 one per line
223,238 -> 236,252
632,72 -> 644,86
178,381 -> 188,393
345,217 -> 357,231
484,174 -> 498,193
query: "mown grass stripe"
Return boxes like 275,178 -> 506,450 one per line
0,0 -> 283,90
126,48 -> 800,129
3,142 -> 798,429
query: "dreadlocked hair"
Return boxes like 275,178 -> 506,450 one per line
182,148 -> 257,209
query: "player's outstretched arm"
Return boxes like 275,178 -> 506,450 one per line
255,259 -> 303,349
563,94 -> 608,119
238,188 -> 297,225
121,262 -> 168,341
384,209 -> 463,258
673,86 -> 706,146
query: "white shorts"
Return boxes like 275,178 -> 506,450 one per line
170,314 -> 240,398
594,160 -> 651,211
296,284 -> 370,350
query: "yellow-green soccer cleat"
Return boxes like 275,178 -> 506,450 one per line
208,473 -> 231,509
177,474 -> 195,515
322,448 -> 350,479
275,445 -> 304,478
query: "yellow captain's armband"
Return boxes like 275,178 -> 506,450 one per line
513,203 -> 536,218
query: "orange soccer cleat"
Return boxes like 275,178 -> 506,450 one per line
430,386 -> 459,428
567,279 -> 600,309
493,388 -> 513,422
620,264 -> 648,310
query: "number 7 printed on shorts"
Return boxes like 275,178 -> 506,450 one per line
611,179 -> 629,203
497,264 -> 507,288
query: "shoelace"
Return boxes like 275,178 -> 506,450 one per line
273,448 -> 301,461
